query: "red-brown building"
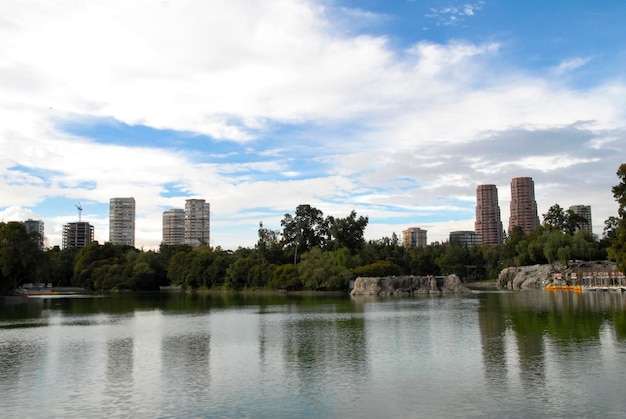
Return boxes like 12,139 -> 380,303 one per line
475,184 -> 503,245
509,177 -> 539,235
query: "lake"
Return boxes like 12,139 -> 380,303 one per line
1,290 -> 626,418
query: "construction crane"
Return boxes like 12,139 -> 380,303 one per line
76,203 -> 83,222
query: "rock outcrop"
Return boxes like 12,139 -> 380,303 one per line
350,275 -> 471,296
497,261 -> 617,289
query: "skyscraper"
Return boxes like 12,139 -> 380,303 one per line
109,197 -> 136,246
569,204 -> 592,235
509,177 -> 539,235
184,199 -> 210,246
475,184 -> 503,245
62,222 -> 94,249
162,209 -> 185,245
402,227 -> 427,248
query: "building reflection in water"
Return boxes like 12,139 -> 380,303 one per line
105,337 -> 134,413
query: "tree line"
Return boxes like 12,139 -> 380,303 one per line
2,164 -> 626,295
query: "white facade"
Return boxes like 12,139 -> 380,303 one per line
162,209 -> 185,245
184,199 -> 210,246
109,197 -> 136,247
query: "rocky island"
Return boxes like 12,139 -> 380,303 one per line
497,261 -> 619,289
350,274 -> 470,296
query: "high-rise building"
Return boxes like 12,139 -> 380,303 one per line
569,205 -> 592,235
402,227 -> 427,248
184,199 -> 210,246
23,219 -> 45,249
109,197 -> 135,247
475,184 -> 504,245
62,222 -> 94,249
449,231 -> 483,247
162,209 -> 185,245
509,177 -> 539,235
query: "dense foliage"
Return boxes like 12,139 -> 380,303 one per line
2,164 -> 625,295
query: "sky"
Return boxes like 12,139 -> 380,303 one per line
1,0 -> 626,250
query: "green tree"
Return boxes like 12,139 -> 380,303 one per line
267,263 -> 301,290
297,247 -> 352,290
0,222 -> 43,295
543,204 -> 567,232
167,250 -> 195,286
46,246 -> 80,286
257,222 -> 284,264
543,230 -> 572,264
224,247 -> 258,289
543,204 -> 588,235
327,210 -> 369,253
610,163 -> 626,271
603,216 -> 620,240
353,260 -> 403,277
281,204 -> 329,263
435,243 -> 484,279
407,244 -> 444,276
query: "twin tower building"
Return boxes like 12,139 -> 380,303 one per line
476,176 -> 592,246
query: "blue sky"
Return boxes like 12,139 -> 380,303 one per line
1,0 -> 625,249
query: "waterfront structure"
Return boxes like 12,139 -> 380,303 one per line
23,219 -> 45,249
184,199 -> 210,246
475,184 -> 504,245
402,227 -> 427,248
449,231 -> 483,248
62,222 -> 94,249
569,205 -> 592,235
509,177 -> 539,235
109,197 -> 135,247
162,209 -> 185,245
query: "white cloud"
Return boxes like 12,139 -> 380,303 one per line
426,1 -> 485,26
0,0 -> 625,249
552,57 -> 592,76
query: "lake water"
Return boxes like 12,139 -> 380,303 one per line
1,290 -> 626,418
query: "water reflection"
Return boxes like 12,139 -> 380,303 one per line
478,293 -> 508,392
161,332 -> 211,415
2,291 -> 626,418
478,290 -> 626,416
105,337 -> 134,415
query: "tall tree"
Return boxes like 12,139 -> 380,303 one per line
543,204 -> 567,232
543,204 -> 587,235
281,204 -> 328,263
603,216 -> 620,240
257,221 -> 283,264
327,210 -> 369,253
610,163 -> 626,271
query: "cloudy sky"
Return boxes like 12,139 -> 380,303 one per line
1,0 -> 625,250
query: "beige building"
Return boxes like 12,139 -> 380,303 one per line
162,209 -> 185,245
109,197 -> 135,247
184,199 -> 210,246
402,227 -> 427,248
